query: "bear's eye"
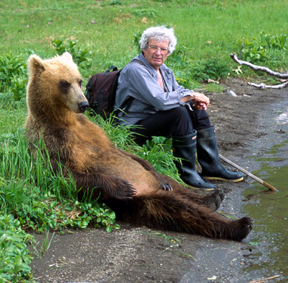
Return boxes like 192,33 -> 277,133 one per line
79,80 -> 82,87
59,80 -> 71,93
59,80 -> 71,89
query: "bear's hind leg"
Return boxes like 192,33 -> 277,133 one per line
118,191 -> 252,241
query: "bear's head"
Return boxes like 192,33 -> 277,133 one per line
26,52 -> 88,123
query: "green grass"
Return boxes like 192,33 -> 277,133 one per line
1,0 -> 288,281
1,0 -> 288,76
205,83 -> 225,93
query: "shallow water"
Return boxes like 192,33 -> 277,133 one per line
243,141 -> 288,281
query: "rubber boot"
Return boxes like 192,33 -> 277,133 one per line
172,131 -> 215,190
197,126 -> 243,182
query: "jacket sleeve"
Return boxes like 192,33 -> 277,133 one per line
127,64 -> 192,111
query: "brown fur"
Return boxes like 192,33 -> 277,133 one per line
25,53 -> 252,241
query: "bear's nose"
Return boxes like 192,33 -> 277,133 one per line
78,101 -> 89,113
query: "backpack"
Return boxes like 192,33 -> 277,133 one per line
85,65 -> 121,119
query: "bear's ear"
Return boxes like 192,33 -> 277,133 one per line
61,52 -> 73,62
27,54 -> 45,76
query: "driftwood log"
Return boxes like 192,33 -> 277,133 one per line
230,53 -> 288,89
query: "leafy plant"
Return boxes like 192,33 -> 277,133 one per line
10,76 -> 28,102
0,54 -> 26,90
189,59 -> 230,82
132,8 -> 158,17
167,45 -> 198,88
237,32 -> 287,64
132,31 -> 142,53
238,38 -> 268,63
0,214 -> 35,282
101,0 -> 123,6
259,31 -> 287,50
202,58 -> 230,80
110,0 -> 123,5
168,45 -> 191,68
51,39 -> 92,72
0,53 -> 27,102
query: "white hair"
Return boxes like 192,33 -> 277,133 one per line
139,26 -> 177,55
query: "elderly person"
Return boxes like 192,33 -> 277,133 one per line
114,26 -> 243,190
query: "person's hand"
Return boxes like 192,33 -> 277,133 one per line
191,92 -> 210,110
180,92 -> 210,110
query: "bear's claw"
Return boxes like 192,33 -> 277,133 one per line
161,183 -> 173,191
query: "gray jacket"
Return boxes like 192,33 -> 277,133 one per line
114,53 -> 192,126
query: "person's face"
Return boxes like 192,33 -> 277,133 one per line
142,38 -> 170,70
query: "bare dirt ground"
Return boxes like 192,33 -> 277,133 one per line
30,78 -> 288,283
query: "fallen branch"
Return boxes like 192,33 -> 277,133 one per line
248,275 -> 280,283
219,154 -> 277,191
230,54 -> 288,79
230,53 -> 288,89
248,80 -> 288,89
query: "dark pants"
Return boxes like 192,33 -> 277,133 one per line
131,106 -> 211,145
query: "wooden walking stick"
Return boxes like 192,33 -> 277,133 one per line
219,154 -> 277,191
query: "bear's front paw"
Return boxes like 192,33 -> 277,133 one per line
157,175 -> 172,191
114,179 -> 137,200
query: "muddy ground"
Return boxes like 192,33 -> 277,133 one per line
30,78 -> 288,283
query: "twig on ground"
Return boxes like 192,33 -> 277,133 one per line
248,275 -> 280,283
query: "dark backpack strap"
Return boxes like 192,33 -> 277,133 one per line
103,65 -> 118,75
121,97 -> 134,113
85,74 -> 99,102
112,96 -> 134,126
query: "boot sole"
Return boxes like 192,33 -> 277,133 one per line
184,183 -> 215,191
203,176 -> 244,182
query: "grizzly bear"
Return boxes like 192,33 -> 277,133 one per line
24,52 -> 252,241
